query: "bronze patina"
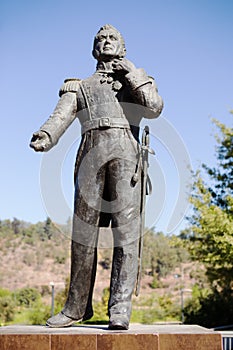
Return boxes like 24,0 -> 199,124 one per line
30,24 -> 163,330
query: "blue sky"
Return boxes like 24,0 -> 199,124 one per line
1,0 -> 233,234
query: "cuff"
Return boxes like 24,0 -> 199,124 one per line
125,68 -> 151,90
40,128 -> 57,146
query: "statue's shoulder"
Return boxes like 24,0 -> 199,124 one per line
148,75 -> 158,89
59,78 -> 82,97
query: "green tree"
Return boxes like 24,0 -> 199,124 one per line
43,217 -> 53,240
142,229 -> 186,279
184,116 -> 233,289
182,114 -> 233,326
11,217 -> 21,235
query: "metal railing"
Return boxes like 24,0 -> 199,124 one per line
220,332 -> 233,350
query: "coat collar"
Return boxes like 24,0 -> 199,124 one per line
96,61 -> 114,74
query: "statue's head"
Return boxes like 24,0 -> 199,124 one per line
92,24 -> 126,61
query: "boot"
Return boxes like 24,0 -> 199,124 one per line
108,239 -> 138,330
46,312 -> 83,328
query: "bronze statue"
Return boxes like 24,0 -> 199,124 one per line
30,24 -> 163,330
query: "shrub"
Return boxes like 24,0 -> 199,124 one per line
0,290 -> 16,324
15,287 -> 41,307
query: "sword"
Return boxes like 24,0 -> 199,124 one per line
135,126 -> 155,296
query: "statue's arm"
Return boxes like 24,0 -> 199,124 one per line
39,91 -> 77,146
125,68 -> 163,119
112,59 -> 163,119
30,79 -> 80,152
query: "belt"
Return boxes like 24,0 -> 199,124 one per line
81,117 -> 130,134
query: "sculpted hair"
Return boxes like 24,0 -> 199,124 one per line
92,24 -> 126,60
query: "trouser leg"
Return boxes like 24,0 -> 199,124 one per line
107,156 -> 141,322
63,156 -> 106,319
108,239 -> 138,321
62,228 -> 98,320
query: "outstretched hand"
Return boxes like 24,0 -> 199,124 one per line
30,131 -> 52,152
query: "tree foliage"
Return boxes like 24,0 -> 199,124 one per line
15,287 -> 41,307
182,114 -> 233,326
11,217 -> 21,235
43,217 -> 53,240
0,289 -> 16,324
183,116 -> 233,289
184,287 -> 233,328
142,229 -> 189,279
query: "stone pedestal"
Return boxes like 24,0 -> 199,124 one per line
0,324 -> 222,350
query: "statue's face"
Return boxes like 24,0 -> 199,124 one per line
94,29 -> 123,61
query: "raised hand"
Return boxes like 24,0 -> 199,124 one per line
112,58 -> 136,75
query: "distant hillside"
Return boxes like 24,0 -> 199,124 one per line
0,218 -> 71,293
0,218 -> 202,306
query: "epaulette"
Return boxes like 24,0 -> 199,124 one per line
59,78 -> 81,97
148,75 -> 157,90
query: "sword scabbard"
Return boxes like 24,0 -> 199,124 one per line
135,126 -> 154,296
